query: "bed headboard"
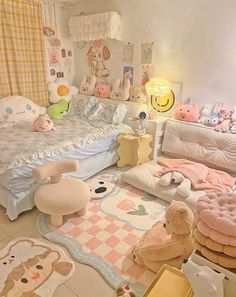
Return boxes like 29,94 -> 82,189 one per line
162,119 -> 236,174
93,97 -> 149,126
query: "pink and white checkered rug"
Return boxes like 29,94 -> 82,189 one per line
38,170 -> 167,293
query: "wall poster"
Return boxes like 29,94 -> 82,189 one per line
141,42 -> 154,64
123,66 -> 134,85
122,42 -> 134,65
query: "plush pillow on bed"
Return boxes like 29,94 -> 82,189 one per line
67,95 -> 98,118
0,95 -> 46,123
88,102 -> 128,124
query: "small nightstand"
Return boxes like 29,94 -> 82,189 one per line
147,116 -> 169,160
117,132 -> 153,167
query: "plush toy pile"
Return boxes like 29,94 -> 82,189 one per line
173,98 -> 236,133
132,200 -> 194,273
193,192 -> 236,269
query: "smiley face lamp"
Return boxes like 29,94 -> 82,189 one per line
145,77 -> 174,115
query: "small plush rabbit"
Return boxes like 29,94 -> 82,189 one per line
110,78 -> 130,101
198,104 -> 211,124
79,75 -> 96,95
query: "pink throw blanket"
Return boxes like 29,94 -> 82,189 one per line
154,159 -> 235,193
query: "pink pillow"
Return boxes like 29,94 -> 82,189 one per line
173,99 -> 200,122
93,82 -> 111,98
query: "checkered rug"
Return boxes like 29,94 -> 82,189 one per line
37,170 -> 167,295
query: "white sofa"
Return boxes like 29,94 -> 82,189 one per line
121,119 -> 236,210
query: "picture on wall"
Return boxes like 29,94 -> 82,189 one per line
150,82 -> 183,116
87,40 -> 111,79
123,66 -> 134,85
141,65 -> 154,86
48,48 -> 60,67
141,42 -> 153,64
122,43 -> 134,65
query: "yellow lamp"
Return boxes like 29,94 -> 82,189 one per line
145,77 -> 175,113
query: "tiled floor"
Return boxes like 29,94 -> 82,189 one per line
0,206 -> 115,297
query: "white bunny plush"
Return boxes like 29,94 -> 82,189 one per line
204,102 -> 222,127
198,104 -> 211,124
158,171 -> 191,198
109,78 -> 130,101
79,75 -> 96,95
231,106 -> 236,134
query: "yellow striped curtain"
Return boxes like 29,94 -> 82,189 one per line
0,0 -> 49,106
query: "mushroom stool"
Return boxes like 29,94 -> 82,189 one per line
33,160 -> 90,227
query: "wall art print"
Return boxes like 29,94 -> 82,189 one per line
141,65 -> 154,86
123,66 -> 134,85
87,40 -> 111,79
122,42 -> 134,65
141,42 -> 154,64
48,48 -> 60,67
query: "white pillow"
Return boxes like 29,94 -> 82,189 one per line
67,96 -> 98,118
88,102 -> 129,124
0,96 -> 46,123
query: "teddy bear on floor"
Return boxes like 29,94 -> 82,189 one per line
158,171 -> 192,198
215,108 -> 233,132
132,200 -> 194,273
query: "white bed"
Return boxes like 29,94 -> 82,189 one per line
0,94 -> 148,220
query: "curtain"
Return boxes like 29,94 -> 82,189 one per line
0,0 -> 49,106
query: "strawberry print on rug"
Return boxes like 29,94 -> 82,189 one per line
37,171 -> 167,296
0,237 -> 74,297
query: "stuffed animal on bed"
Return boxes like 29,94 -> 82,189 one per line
34,115 -> 55,132
158,171 -> 192,198
198,104 -> 211,124
132,201 -> 194,273
129,86 -> 147,104
173,98 -> 200,122
47,99 -> 69,120
0,96 -> 46,123
215,108 -> 233,132
48,78 -> 78,104
204,102 -> 222,127
79,75 -> 96,95
109,78 -> 130,101
93,82 -> 112,98
231,106 -> 236,134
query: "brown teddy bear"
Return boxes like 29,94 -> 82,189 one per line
132,200 -> 194,273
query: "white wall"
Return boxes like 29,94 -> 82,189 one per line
43,3 -> 74,83
72,0 -> 236,106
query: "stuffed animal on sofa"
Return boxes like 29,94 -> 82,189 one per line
110,78 -> 130,101
33,115 -> 55,132
173,98 -> 200,122
132,200 -> 194,273
79,75 -> 96,95
93,82 -> 112,98
158,171 -> 192,198
129,86 -> 147,104
215,108 -> 233,132
48,78 -> 78,104
231,106 -> 236,134
198,104 -> 211,124
182,259 -> 225,297
204,102 -> 222,127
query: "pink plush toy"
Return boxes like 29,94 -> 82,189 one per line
93,82 -> 111,98
173,98 -> 200,122
215,108 -> 233,133
34,115 -> 55,132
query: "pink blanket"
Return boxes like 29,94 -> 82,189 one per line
154,159 -> 235,193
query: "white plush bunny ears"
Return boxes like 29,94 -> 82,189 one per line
79,75 -> 97,95
109,78 -> 131,101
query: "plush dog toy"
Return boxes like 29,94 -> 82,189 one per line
215,108 -> 233,132
110,78 -> 130,101
182,259 -> 225,297
158,171 -> 192,198
33,115 -> 55,132
132,201 -> 194,273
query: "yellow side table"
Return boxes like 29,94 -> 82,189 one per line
117,132 -> 153,167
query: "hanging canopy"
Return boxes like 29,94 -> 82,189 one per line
69,11 -> 122,41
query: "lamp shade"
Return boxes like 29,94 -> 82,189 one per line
145,77 -> 171,97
